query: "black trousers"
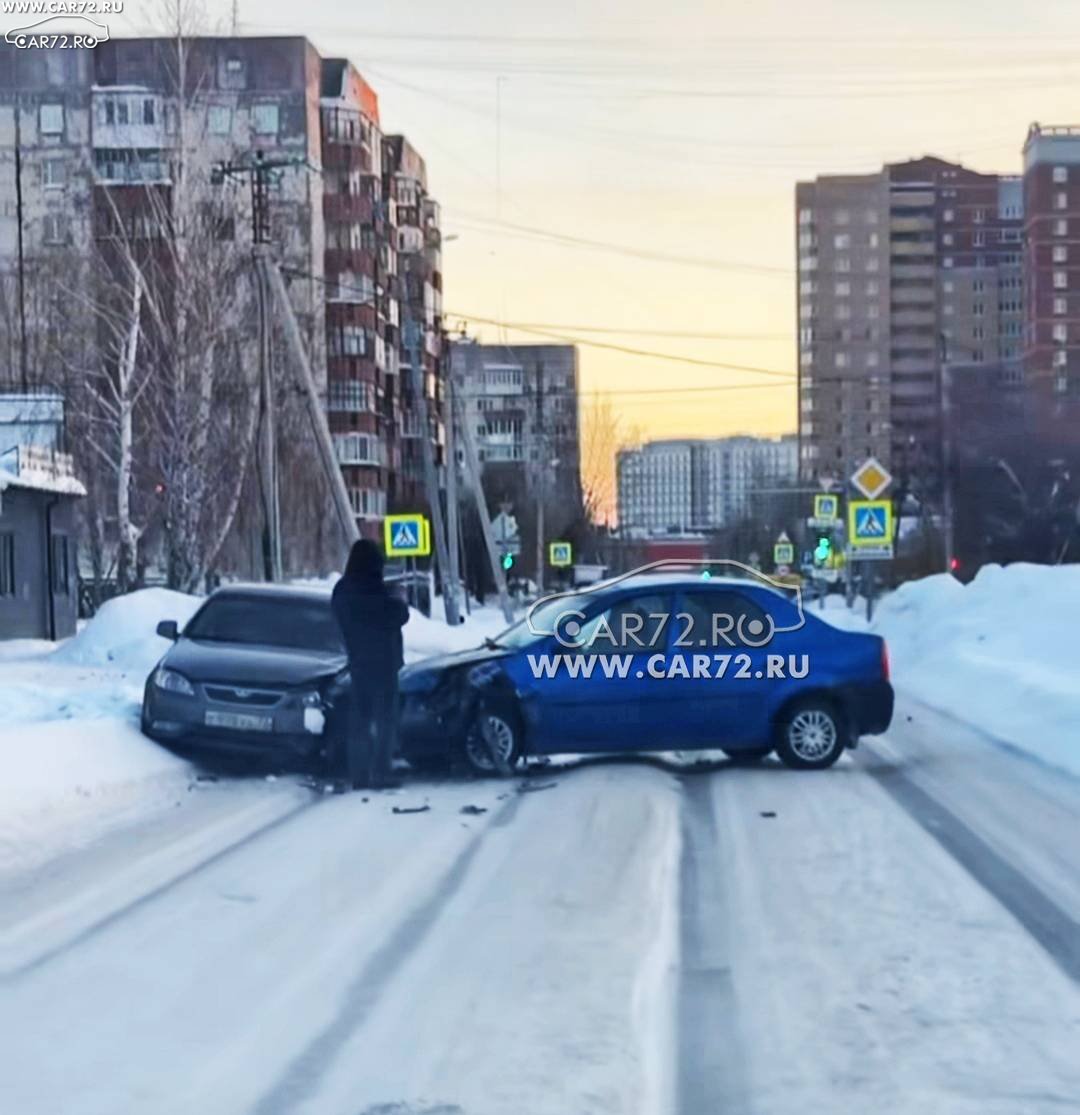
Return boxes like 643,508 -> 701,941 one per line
344,670 -> 398,787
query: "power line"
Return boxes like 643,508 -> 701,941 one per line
446,311 -> 797,378
279,267 -> 797,379
447,211 -> 792,275
491,322 -> 790,341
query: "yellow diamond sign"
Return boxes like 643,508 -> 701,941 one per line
850,457 -> 892,500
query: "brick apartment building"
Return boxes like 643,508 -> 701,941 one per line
0,36 -> 445,560
796,157 -> 1024,498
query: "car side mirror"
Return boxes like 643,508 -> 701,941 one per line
156,619 -> 179,641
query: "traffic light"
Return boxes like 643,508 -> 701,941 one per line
501,551 -> 515,572
813,535 -> 832,565
949,556 -> 960,573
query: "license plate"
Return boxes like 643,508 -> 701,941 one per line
205,709 -> 273,733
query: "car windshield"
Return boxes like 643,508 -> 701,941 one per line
184,595 -> 345,653
488,590 -> 601,649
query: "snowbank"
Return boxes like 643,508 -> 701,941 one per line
0,719 -> 192,874
51,587 -> 203,673
870,564 -> 1080,777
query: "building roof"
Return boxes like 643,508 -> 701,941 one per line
0,444 -> 86,498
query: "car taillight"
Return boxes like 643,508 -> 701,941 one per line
881,640 -> 890,681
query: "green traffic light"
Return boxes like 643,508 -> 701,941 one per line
814,536 -> 831,564
501,552 -> 514,571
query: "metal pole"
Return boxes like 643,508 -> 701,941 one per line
260,256 -> 359,548
456,388 -> 514,624
403,280 -> 459,625
939,333 -> 955,573
534,360 -> 545,595
442,363 -> 462,621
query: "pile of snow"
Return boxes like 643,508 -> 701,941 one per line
404,601 -> 509,663
872,564 -> 1080,777
51,587 -> 202,674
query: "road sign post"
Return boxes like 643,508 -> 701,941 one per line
548,541 -> 573,568
847,499 -> 894,560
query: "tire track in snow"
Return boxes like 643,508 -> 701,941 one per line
677,773 -> 753,1113
864,750 -> 1080,985
248,789 -> 525,1115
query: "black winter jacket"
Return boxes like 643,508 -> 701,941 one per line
331,574 -> 409,676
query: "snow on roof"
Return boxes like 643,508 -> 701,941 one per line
0,468 -> 86,498
0,445 -> 86,498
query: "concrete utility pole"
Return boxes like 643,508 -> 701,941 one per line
401,274 -> 460,626
261,258 -> 359,547
456,389 -> 515,624
254,245 -> 282,581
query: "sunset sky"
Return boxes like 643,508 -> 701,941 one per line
125,2 -> 1080,447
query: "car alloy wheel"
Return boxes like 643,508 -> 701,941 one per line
465,710 -> 517,774
787,708 -> 838,763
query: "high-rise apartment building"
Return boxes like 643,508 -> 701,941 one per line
0,36 -> 445,556
796,157 -> 1023,497
1023,124 -> 1080,433
616,435 -> 797,536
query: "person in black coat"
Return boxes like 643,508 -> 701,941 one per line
331,539 -> 410,790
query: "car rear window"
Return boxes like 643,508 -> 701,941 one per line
184,595 -> 345,653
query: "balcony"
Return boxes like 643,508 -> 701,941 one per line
891,240 -> 935,257
890,215 -> 935,233
333,432 -> 386,467
323,193 -> 375,225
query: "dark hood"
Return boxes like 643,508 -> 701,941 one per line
162,638 -> 348,688
399,643 -> 508,687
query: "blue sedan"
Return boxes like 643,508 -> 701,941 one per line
398,573 -> 893,774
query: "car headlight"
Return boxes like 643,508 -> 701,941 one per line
467,662 -> 503,688
154,667 -> 195,696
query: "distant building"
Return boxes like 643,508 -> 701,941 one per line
795,157 -> 1024,497
0,395 -> 84,639
616,435 -> 797,536
1022,124 -> 1080,439
450,338 -> 583,516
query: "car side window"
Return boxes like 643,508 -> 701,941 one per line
675,590 -> 771,649
574,592 -> 671,652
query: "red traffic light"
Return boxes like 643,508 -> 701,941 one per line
949,557 -> 960,572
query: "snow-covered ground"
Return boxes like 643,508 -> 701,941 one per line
0,587 -> 508,873
816,564 -> 1080,778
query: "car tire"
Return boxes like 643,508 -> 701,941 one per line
462,702 -> 522,777
722,747 -> 771,765
775,698 -> 846,770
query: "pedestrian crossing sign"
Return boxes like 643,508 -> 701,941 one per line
847,499 -> 893,552
384,513 -> 432,557
549,541 -> 573,567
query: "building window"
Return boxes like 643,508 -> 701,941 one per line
50,535 -> 70,595
208,105 -> 232,135
942,256 -> 953,268
865,209 -> 878,224
252,102 -> 280,136
1054,245 -> 1068,263
42,158 -> 65,188
834,280 -> 850,296
973,208 -> 985,223
143,99 -> 155,125
835,352 -> 849,369
866,352 -> 879,367
42,214 -> 67,243
1054,166 -> 1069,184
865,257 -> 879,272
943,208 -> 954,222
1053,323 -> 1068,343
835,256 -> 850,272
1053,350 -> 1068,367
39,103 -> 64,136
798,208 -> 813,225
973,230 -> 985,247
835,303 -> 851,321
0,533 -> 13,596
942,232 -> 954,246
834,209 -> 849,225
865,280 -> 879,296
1054,296 -> 1068,315
833,233 -> 850,250
1054,270 -> 1068,289
1054,219 -> 1068,236
1055,191 -> 1068,210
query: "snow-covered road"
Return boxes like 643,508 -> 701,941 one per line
2,697 -> 1080,1115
